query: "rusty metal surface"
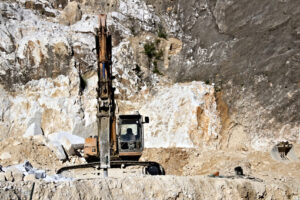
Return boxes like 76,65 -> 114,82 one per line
96,13 -> 111,170
111,116 -> 117,154
84,137 -> 99,158
99,14 -> 107,63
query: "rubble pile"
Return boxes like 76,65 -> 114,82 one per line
0,161 -> 71,182
0,134 -> 87,174
0,137 -> 62,171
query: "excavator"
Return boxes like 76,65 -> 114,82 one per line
57,14 -> 164,176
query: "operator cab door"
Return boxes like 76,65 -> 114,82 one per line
118,115 -> 144,156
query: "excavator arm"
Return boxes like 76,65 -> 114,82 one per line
84,14 -> 115,176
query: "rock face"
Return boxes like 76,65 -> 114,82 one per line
0,0 -> 299,156
0,2 -> 99,138
145,0 -> 300,150
0,176 -> 297,200
140,82 -> 221,149
59,2 -> 82,25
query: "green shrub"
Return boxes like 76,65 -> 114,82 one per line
155,39 -> 161,45
143,41 -> 164,76
158,27 -> 167,39
153,66 -> 163,75
144,42 -> 156,59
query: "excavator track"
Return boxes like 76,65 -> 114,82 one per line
57,161 -> 165,175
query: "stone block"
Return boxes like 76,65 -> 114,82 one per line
23,123 -> 43,138
46,141 -> 67,161
24,160 -> 33,172
5,168 -> 24,182
24,174 -> 36,182
0,152 -> 11,160
59,1 -> 82,25
61,136 -> 75,156
13,171 -> 24,182
0,173 -> 6,181
4,170 -> 13,182
34,170 -> 46,179
48,132 -> 84,156
48,132 -> 84,148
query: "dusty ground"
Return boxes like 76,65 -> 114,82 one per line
0,136 -> 63,173
0,136 -> 299,179
141,146 -> 300,189
0,137 -> 299,199
141,147 -> 300,198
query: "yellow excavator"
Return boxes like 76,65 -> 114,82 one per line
57,14 -> 164,176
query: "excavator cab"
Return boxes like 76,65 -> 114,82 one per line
118,114 -> 148,159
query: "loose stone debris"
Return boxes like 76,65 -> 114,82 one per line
0,160 -> 72,183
